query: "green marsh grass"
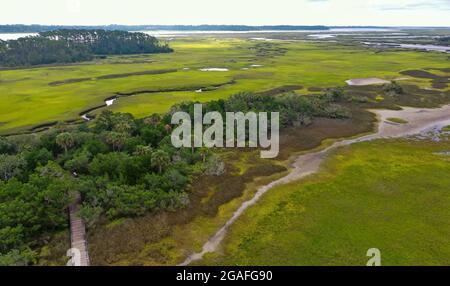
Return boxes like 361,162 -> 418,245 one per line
1,39 -> 450,133
387,117 -> 409,124
201,139 -> 450,266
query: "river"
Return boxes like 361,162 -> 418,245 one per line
362,42 -> 450,53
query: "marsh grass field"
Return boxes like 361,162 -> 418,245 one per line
200,138 -> 450,266
1,36 -> 450,134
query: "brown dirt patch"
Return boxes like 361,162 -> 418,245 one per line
256,85 -> 303,96
49,69 -> 177,86
400,70 -> 449,89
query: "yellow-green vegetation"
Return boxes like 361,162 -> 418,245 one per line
201,139 -> 450,266
1,38 -> 450,133
387,117 -> 409,124
375,95 -> 385,101
443,125 -> 450,132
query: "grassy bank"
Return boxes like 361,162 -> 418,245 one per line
200,138 -> 450,266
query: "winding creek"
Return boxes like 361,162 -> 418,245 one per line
180,104 -> 450,265
79,80 -> 235,121
362,42 -> 450,53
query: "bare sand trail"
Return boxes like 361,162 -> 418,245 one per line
180,104 -> 450,266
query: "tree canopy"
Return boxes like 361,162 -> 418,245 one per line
0,30 -> 173,67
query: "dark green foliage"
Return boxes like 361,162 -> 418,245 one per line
437,36 -> 450,46
83,139 -> 109,156
173,90 -> 351,129
383,81 -> 404,97
64,150 -> 91,174
0,109 -> 200,264
0,30 -> 173,67
141,125 -> 166,146
0,164 -> 73,265
0,138 -> 17,155
0,154 -> 26,181
323,88 -> 347,102
40,30 -> 173,55
22,148 -> 53,170
0,37 -> 93,67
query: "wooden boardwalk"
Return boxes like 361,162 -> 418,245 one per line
68,192 -> 90,266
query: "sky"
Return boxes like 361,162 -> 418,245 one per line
0,0 -> 449,27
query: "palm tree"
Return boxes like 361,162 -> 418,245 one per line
164,124 -> 172,133
114,122 -> 132,134
199,147 -> 209,163
151,150 -> 170,173
189,135 -> 197,154
134,145 -> 153,156
144,114 -> 161,126
104,132 -> 126,151
56,132 -> 75,154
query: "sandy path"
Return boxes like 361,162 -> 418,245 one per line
180,104 -> 450,266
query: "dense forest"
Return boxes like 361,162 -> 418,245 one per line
0,30 -> 173,67
0,88 -> 351,265
40,30 -> 172,55
0,24 -> 330,33
438,36 -> 450,46
0,37 -> 94,67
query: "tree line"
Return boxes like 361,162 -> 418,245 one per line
0,24 -> 330,33
0,30 -> 173,67
437,36 -> 450,46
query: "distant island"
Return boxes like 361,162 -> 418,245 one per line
0,24 -> 332,33
0,30 -> 172,67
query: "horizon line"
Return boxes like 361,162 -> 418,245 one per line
1,24 -> 450,28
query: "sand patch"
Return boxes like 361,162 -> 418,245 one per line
199,68 -> 229,72
346,78 -> 390,86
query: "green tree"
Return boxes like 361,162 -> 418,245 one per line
89,152 -> 129,180
151,150 -> 170,174
383,81 -> 404,97
199,147 -> 210,163
64,150 -> 91,174
0,138 -> 16,155
104,132 -> 126,152
56,132 -> 75,154
0,154 -> 25,181
144,114 -> 162,126
22,148 -> 52,171
133,145 -> 153,156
